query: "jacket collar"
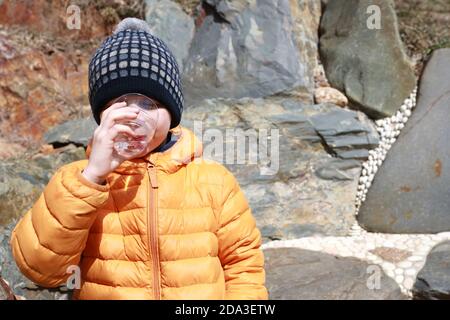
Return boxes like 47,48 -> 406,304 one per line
85,125 -> 203,175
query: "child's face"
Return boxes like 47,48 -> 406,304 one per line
100,94 -> 172,157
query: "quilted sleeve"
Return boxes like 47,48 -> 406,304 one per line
9,160 -> 110,288
216,167 -> 269,300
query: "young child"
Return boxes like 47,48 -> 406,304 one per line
9,18 -> 268,300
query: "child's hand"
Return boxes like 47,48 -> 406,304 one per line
82,101 -> 141,185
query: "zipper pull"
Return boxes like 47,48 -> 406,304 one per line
147,163 -> 159,188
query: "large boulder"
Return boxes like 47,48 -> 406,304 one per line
182,97 -> 378,241
182,0 -> 321,106
358,49 -> 450,233
144,0 -> 195,71
319,0 -> 416,119
413,240 -> 450,300
264,247 -> 407,299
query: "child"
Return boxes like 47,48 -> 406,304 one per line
9,18 -> 268,300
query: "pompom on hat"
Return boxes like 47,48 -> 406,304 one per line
88,18 -> 184,129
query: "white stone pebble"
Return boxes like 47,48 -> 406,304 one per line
403,277 -> 415,290
395,268 -> 404,276
395,275 -> 404,283
355,87 -> 418,214
405,269 -> 417,277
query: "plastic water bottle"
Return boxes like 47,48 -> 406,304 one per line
113,119 -> 150,158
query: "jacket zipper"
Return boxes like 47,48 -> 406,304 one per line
147,162 -> 161,300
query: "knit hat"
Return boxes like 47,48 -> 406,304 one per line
88,18 -> 184,129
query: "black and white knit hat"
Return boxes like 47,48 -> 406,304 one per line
88,18 -> 184,128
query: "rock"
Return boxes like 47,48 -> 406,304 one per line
314,86 -> 348,107
412,240 -> 450,300
0,33 -> 90,150
319,0 -> 416,119
182,97 -> 369,241
315,159 -> 362,181
358,49 -> 450,233
0,276 -> 15,300
0,145 -> 86,226
144,0 -> 195,71
182,0 -> 321,106
0,139 -> 26,160
314,61 -> 330,87
44,117 -> 98,148
310,108 -> 379,160
264,247 -> 407,299
369,247 -> 412,264
0,0 -> 109,40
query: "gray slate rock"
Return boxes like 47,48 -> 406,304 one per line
310,108 -> 379,159
44,117 -> 97,148
412,240 -> 450,300
319,0 -> 416,119
183,0 -> 321,106
358,48 -> 450,233
144,0 -> 195,71
264,247 -> 407,300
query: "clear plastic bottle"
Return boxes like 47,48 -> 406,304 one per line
111,93 -> 159,159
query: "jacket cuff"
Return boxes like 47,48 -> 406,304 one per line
76,169 -> 110,192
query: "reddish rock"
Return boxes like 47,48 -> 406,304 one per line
0,34 -> 89,149
0,0 -> 108,41
314,87 -> 349,107
0,138 -> 26,159
38,144 -> 55,155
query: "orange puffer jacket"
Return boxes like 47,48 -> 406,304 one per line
10,126 -> 268,300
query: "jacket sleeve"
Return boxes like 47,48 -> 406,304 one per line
216,168 -> 269,300
9,160 -> 110,288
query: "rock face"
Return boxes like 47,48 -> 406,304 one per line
0,0 -> 141,152
413,241 -> 450,300
44,117 -> 98,148
0,145 -> 86,226
264,247 -> 407,299
0,138 -> 26,160
319,0 -> 416,119
182,0 -> 321,106
358,49 -> 450,233
0,0 -> 109,40
145,0 -> 195,71
0,33 -> 90,151
182,97 -> 378,240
